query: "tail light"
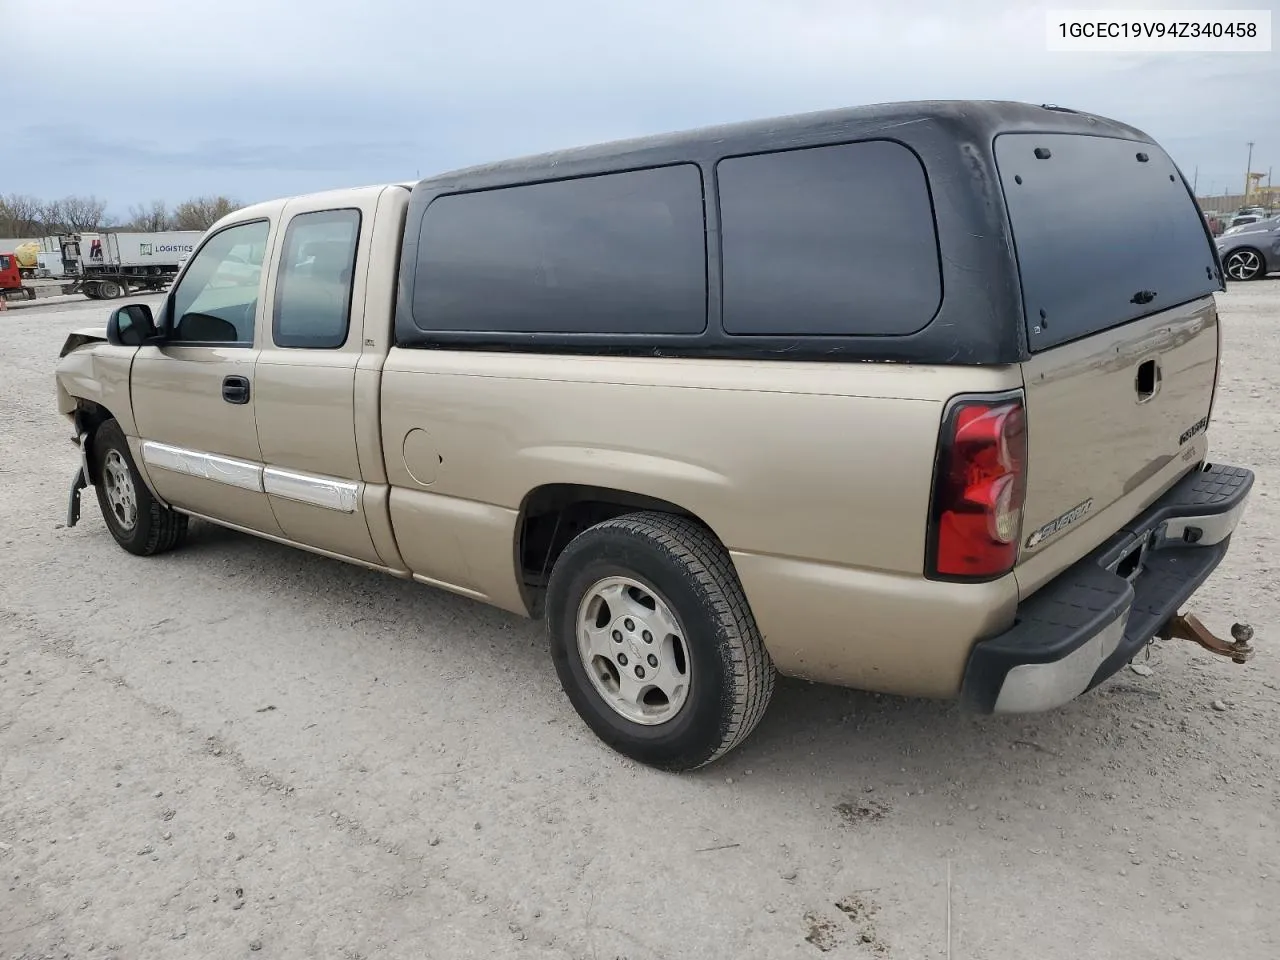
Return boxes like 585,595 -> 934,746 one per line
927,393 -> 1028,580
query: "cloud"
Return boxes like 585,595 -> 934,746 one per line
4,0 -> 1274,210
20,123 -> 416,173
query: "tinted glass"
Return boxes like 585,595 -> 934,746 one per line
273,209 -> 361,349
413,164 -> 707,334
170,220 -> 270,344
0,255 -> 10,269
717,140 -> 941,337
996,133 -> 1219,352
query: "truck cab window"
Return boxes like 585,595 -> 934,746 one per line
272,209 -> 361,349
170,220 -> 270,345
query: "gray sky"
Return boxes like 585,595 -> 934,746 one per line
6,0 -> 1276,215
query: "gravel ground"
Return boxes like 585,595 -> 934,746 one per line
2,286 -> 1278,960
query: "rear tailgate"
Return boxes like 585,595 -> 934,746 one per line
995,132 -> 1222,592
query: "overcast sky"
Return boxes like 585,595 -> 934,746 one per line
5,0 -> 1276,215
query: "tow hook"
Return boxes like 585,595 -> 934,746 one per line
1156,612 -> 1255,664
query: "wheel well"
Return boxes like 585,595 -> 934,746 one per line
1224,246 -> 1265,266
516,484 -> 703,617
73,401 -> 115,481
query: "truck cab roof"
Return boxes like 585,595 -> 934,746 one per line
209,183 -> 412,235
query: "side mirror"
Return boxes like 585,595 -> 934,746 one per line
106,303 -> 158,347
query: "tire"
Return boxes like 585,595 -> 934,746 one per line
1222,248 -> 1266,282
82,282 -> 101,300
546,511 -> 775,771
91,419 -> 188,556
97,279 -> 123,299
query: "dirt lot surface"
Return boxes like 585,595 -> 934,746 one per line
2,286 -> 1278,959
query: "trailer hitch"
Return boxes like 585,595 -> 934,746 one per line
1156,612 -> 1255,664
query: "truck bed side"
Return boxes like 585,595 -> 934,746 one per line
379,353 -> 1022,695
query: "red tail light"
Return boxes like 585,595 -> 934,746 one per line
927,393 -> 1028,580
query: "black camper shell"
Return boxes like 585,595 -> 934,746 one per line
395,100 -> 1221,365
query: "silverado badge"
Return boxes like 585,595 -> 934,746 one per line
1179,415 -> 1209,446
1025,498 -> 1094,550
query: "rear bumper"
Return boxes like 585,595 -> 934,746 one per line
961,462 -> 1253,713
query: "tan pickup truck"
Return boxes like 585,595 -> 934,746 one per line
55,100 -> 1255,771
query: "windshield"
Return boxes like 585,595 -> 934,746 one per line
995,133 -> 1219,353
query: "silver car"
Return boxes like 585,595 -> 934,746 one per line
1216,215 -> 1278,281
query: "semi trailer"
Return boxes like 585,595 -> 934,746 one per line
7,231 -> 203,299
59,231 -> 203,299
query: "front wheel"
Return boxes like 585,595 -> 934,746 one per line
1222,248 -> 1266,281
546,511 -> 775,771
91,419 -> 188,556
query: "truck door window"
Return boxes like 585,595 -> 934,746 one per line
169,220 -> 270,345
272,209 -> 361,349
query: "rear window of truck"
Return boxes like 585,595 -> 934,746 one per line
995,133 -> 1219,353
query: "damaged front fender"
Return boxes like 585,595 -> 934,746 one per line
59,326 -> 108,358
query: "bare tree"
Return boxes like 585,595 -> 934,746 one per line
37,198 -> 66,233
4,192 -> 244,237
127,200 -> 171,232
0,193 -> 44,236
58,195 -> 112,232
171,196 -> 241,231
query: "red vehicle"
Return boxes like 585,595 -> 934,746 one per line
0,252 -> 37,301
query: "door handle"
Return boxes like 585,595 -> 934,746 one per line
1135,358 -> 1160,402
222,375 -> 250,405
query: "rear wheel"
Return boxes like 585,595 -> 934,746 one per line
92,419 -> 188,556
546,511 -> 775,771
1223,248 -> 1266,281
97,279 -> 123,299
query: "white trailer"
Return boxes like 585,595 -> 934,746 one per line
79,232 -> 201,269
36,252 -> 62,278
59,230 -> 204,300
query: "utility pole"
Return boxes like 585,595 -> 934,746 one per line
1244,141 -> 1254,201
1192,166 -> 1199,194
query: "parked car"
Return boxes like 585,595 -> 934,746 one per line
1226,213 -> 1264,232
1216,215 -> 1279,281
53,100 -> 1254,770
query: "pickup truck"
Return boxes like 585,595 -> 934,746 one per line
55,100 -> 1255,771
